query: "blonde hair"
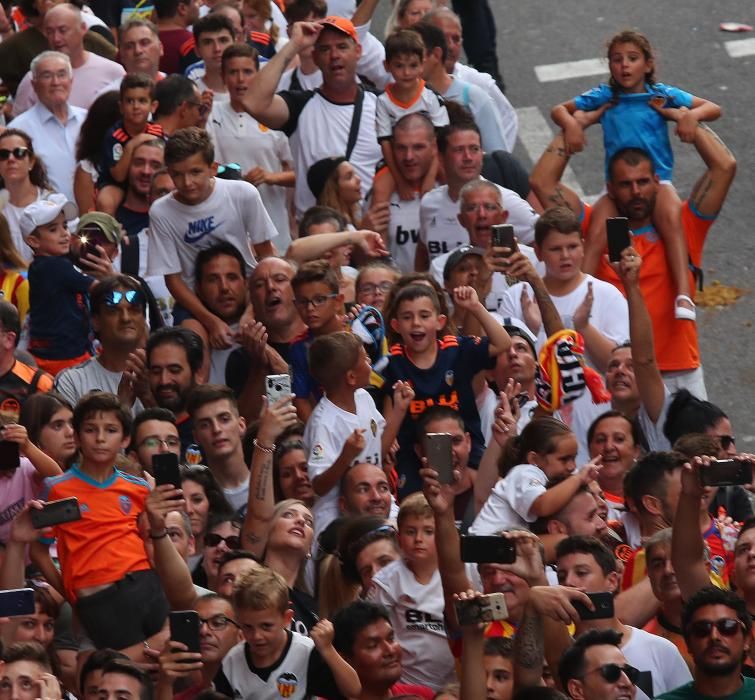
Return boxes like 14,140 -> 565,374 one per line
317,169 -> 360,227
317,553 -> 360,619
397,491 -> 433,528
233,566 -> 290,613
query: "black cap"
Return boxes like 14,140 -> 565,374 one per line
443,244 -> 485,281
307,156 -> 346,200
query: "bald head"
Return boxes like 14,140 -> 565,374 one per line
43,3 -> 86,61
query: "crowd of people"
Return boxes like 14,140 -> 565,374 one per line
0,1 -> 749,700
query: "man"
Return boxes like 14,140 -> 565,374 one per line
187,384 -> 249,514
153,74 -> 206,135
146,326 -> 204,454
658,587 -> 754,699
332,600 -> 433,699
184,13 -> 234,99
154,0 -> 200,75
108,19 -> 165,91
99,660 -> 153,700
0,643 -> 62,700
529,119 -> 737,399
415,121 -> 536,270
55,275 -> 147,412
0,300 -> 52,422
240,17 -> 382,218
558,629 -> 638,700
13,4 -> 124,114
9,51 -> 86,202
182,243 -> 247,385
128,407 -> 181,472
535,485 -> 608,542
339,463 -> 392,519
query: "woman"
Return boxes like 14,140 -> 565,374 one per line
274,437 -> 315,507
0,212 -> 30,320
308,156 -> 363,229
0,128 -> 52,261
355,262 -> 400,314
385,0 -> 435,34
19,393 -> 76,470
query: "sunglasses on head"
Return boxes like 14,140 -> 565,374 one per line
0,147 -> 31,161
686,617 -> 744,638
205,533 -> 241,549
582,663 -> 640,684
104,290 -> 144,307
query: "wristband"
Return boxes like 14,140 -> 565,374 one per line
254,438 -> 276,454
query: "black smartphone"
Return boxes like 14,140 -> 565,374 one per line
606,217 -> 631,262
169,610 -> 201,655
31,497 -> 81,529
0,439 -> 20,471
699,459 -> 752,487
424,432 -> 454,484
572,591 -> 615,620
460,535 -> 516,564
153,452 -> 181,489
78,226 -> 109,261
491,224 -> 517,255
0,588 -> 35,617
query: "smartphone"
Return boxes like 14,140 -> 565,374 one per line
491,224 -> 517,255
454,592 -> 509,626
0,588 -> 35,617
0,439 -> 20,471
424,433 -> 454,484
266,374 -> 292,404
169,610 -> 201,655
699,458 -> 752,487
572,591 -> 615,620
606,217 -> 631,262
460,535 -> 516,564
78,226 -> 109,261
31,497 -> 81,529
153,452 -> 181,489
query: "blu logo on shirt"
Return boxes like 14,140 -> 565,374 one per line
184,216 -> 223,244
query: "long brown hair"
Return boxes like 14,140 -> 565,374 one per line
0,129 -> 51,190
607,29 -> 656,89
0,213 -> 28,269
317,167 -> 360,227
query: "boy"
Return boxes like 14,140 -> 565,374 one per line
98,73 -> 165,215
21,194 -> 113,376
289,260 -> 346,421
34,392 -> 169,650
184,14 -> 235,99
279,0 -> 327,91
372,29 -> 447,206
303,332 -> 387,541
367,492 -> 455,691
146,126 -> 276,332
223,566 -> 361,700
382,283 -> 510,498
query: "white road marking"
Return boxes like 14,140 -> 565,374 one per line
724,38 -> 755,58
534,58 -> 608,83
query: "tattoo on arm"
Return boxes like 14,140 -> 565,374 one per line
545,145 -> 569,159
689,174 -> 714,211
516,607 -> 544,670
254,456 -> 271,501
547,186 -> 576,213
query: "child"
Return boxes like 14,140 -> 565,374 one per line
470,417 -> 602,534
551,29 -> 721,322
97,73 -> 165,215
223,566 -> 361,699
289,260 -> 347,421
279,0 -> 327,91
241,0 -> 283,64
303,331 -> 388,542
381,283 -> 510,498
34,392 -> 169,650
367,492 -> 456,690
184,14 -> 235,99
372,29 -> 448,205
20,194 -> 113,376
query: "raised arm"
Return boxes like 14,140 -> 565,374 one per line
285,230 -> 387,264
688,124 -> 736,218
506,252 -> 565,338
528,134 -> 583,216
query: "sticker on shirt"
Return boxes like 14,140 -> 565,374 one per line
311,443 -> 324,461
113,143 -> 123,162
276,672 -> 299,697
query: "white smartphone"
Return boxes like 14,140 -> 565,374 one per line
266,374 -> 292,404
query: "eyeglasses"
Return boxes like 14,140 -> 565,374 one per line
579,663 -> 640,684
686,617 -> 745,638
199,614 -> 240,631
358,281 -> 394,295
104,289 -> 144,307
294,293 -> 338,309
139,436 -> 181,450
719,435 -> 736,450
205,533 -> 241,549
0,147 -> 31,161
186,99 -> 209,116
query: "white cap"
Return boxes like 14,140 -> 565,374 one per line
19,193 -> 78,238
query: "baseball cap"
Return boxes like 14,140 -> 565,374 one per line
500,316 -> 538,358
307,156 -> 346,200
19,193 -> 77,238
75,212 -> 124,244
443,244 -> 485,281
320,16 -> 360,44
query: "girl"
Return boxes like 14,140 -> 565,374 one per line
355,261 -> 400,313
19,393 -> 76,470
470,417 -> 601,533
385,0 -> 435,35
552,30 -> 721,323
0,213 -> 30,321
241,0 -> 285,64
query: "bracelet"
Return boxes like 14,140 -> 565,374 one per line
253,438 -> 276,454
149,530 -> 168,539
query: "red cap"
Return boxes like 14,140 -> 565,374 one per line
320,16 -> 360,45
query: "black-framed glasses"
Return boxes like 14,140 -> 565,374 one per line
105,289 -> 144,307
579,663 -> 640,684
0,147 -> 31,161
719,435 -> 736,450
358,281 -> 394,295
205,533 -> 241,549
139,436 -> 181,450
199,614 -> 240,631
686,617 -> 745,639
294,293 -> 338,309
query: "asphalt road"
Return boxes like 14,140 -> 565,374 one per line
374,1 -> 755,441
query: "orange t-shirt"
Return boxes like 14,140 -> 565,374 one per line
582,201 -> 713,372
41,467 -> 151,602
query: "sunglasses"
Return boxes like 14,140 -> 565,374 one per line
104,289 -> 144,307
686,617 -> 745,638
581,663 -> 640,684
719,435 -> 736,450
0,147 -> 31,161
205,533 -> 241,549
